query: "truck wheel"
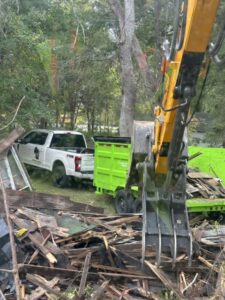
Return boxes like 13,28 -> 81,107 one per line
114,190 -> 134,214
133,199 -> 142,213
52,163 -> 68,188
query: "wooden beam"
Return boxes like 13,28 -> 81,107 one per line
78,252 -> 92,297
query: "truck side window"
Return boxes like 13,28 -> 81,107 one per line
50,134 -> 86,148
23,132 -> 48,145
23,132 -> 36,144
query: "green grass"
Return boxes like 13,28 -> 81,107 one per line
189,146 -> 225,184
29,170 -> 115,215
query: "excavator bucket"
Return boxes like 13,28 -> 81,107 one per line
126,121 -> 192,266
142,161 -> 192,266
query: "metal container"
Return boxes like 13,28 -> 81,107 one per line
93,137 -> 131,196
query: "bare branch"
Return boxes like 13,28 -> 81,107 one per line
0,96 -> 25,131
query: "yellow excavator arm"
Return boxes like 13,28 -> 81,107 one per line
153,0 -> 220,175
126,0 -> 223,266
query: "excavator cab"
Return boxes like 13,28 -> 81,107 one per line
126,0 -> 225,266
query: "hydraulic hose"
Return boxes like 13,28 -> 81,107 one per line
209,9 -> 225,65
166,0 -> 188,61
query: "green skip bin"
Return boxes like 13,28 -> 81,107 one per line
94,137 -> 225,213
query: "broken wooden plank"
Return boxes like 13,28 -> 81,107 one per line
15,226 -> 62,256
28,233 -> 51,264
64,242 -> 150,259
105,215 -> 139,226
144,260 -> 185,299
103,236 -> 116,267
28,233 -> 57,264
26,274 -> 68,300
32,231 -> 62,254
27,275 -> 59,300
71,261 -> 147,277
78,252 -> 92,298
17,207 -> 69,237
197,256 -> 219,273
188,172 -> 213,179
19,264 -> 154,280
11,214 -> 37,233
112,248 -> 152,276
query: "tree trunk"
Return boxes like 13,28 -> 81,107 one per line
61,107 -> 66,128
86,108 -> 91,133
119,42 -> 136,136
70,109 -> 76,130
109,0 -> 156,136
91,108 -> 95,134
38,117 -> 47,129
69,97 -> 76,130
109,0 -> 136,137
55,105 -> 60,128
73,102 -> 80,128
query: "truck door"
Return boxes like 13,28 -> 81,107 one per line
17,131 -> 48,167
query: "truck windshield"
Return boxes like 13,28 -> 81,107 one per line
50,134 -> 86,149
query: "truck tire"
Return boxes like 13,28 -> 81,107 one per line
52,163 -> 68,188
114,190 -> 134,214
132,199 -> 142,213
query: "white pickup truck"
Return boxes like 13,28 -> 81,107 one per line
16,129 -> 94,187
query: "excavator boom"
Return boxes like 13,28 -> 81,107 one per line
126,0 -> 222,266
154,0 -> 220,175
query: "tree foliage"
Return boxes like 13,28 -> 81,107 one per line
0,0 -> 224,144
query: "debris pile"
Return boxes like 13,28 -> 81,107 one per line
1,129 -> 225,299
187,171 -> 225,199
1,189 -> 225,299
